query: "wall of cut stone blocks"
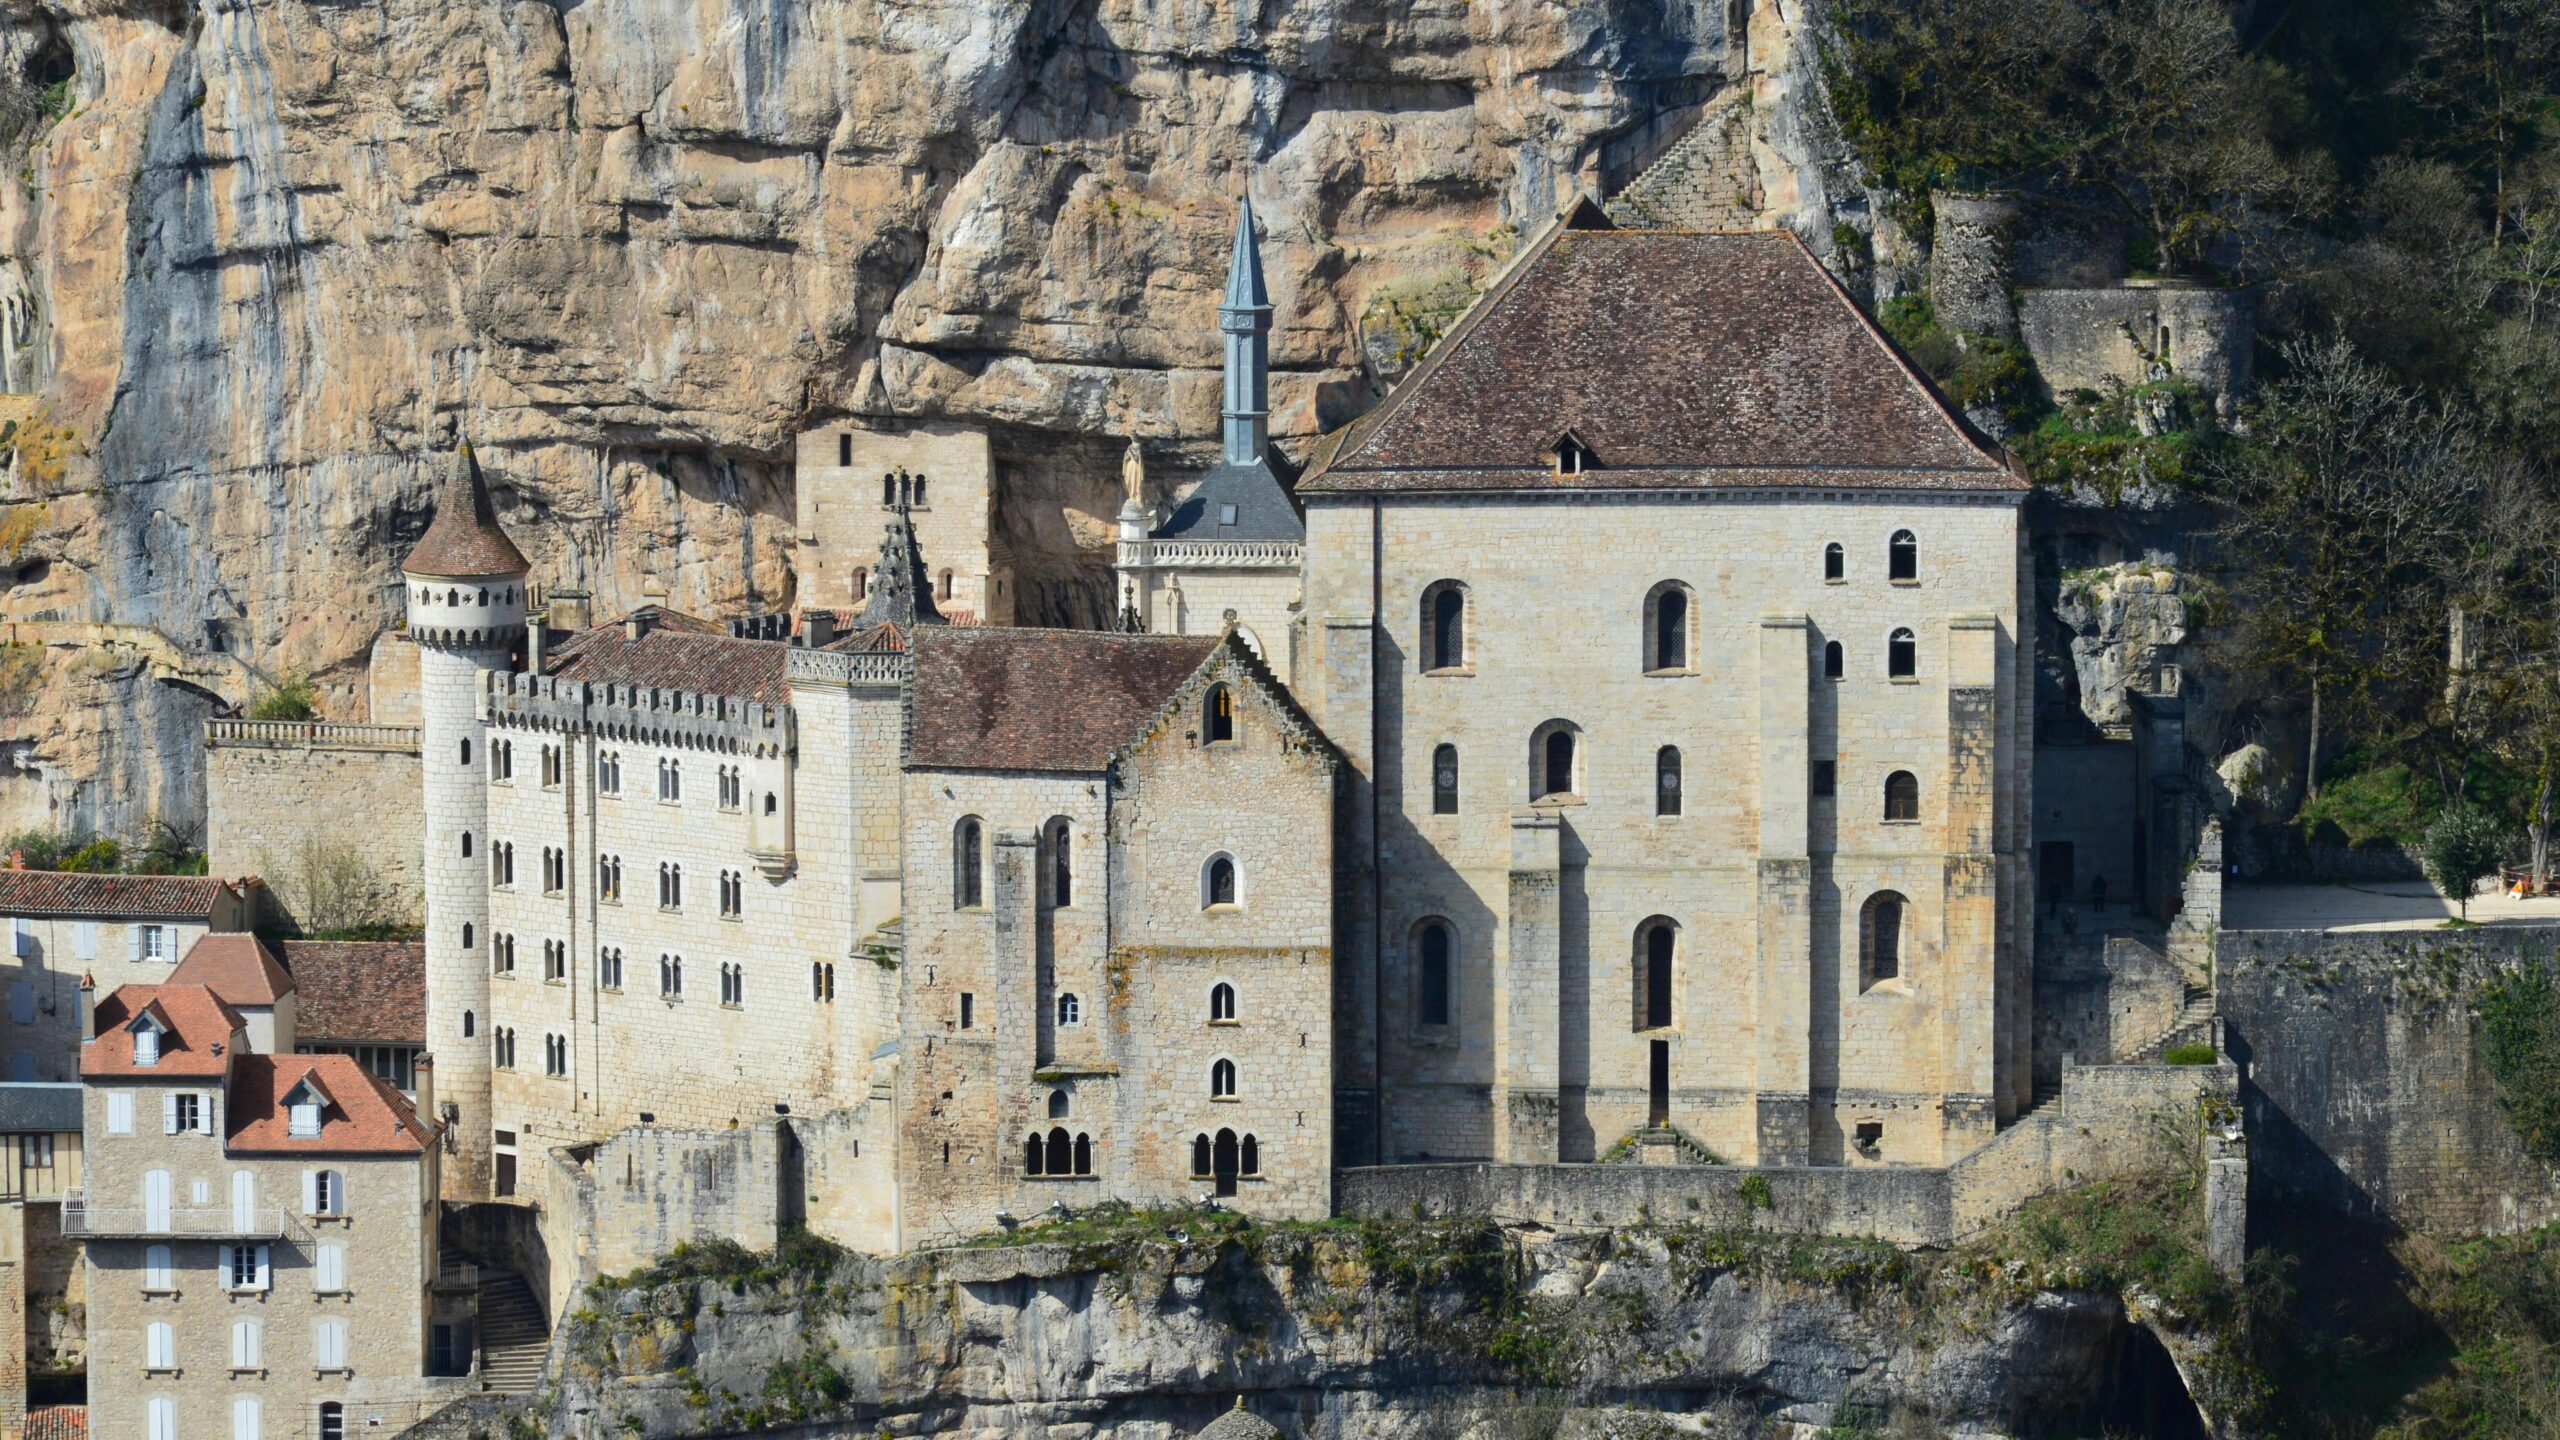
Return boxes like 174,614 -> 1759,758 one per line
1127,565 -> 1305,685
3,918 -> 220,1084
419,641 -> 506,1200
206,737 -> 424,932
796,422 -> 1012,622
1301,492 -> 2030,1170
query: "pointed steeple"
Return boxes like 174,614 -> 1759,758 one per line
1219,194 -> 1273,467
853,494 -> 947,631
403,442 -> 529,579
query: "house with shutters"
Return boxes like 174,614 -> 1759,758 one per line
73,981 -> 467,1440
0,872 -> 264,1085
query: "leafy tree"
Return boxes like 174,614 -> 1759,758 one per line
244,672 -> 320,723
2425,804 -> 2513,918
2398,0 -> 2560,243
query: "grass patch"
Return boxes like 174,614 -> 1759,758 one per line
2165,1044 -> 2219,1066
2479,957 -> 2560,1166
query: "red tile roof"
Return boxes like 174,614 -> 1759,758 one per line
281,941 -> 425,1045
82,985 -> 245,1079
225,1053 -> 431,1156
0,870 -> 238,919
170,934 -> 293,1007
1304,226 -> 2018,494
544,612 -> 793,703
906,628 -> 1219,773
24,1405 -> 85,1440
403,446 -> 530,578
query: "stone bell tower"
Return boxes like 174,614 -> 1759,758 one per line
401,443 -> 527,1200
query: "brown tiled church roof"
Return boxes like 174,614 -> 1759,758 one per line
545,612 -> 793,703
1305,225 -> 2017,494
281,940 -> 425,1045
403,445 -> 531,578
170,934 -> 294,1007
0,870 -> 237,919
907,628 -> 1219,773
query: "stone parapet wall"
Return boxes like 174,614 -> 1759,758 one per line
205,724 -> 425,931
2220,923 -> 2560,1235
2016,285 -> 2255,420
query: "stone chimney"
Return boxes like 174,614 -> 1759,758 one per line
75,974 -> 93,1044
548,588 -> 593,632
525,614 -> 547,673
413,1053 -> 436,1135
802,610 -> 838,648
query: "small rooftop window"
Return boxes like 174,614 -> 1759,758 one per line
1552,430 -> 1597,478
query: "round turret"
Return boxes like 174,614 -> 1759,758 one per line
403,444 -> 529,650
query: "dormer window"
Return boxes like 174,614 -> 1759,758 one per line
284,1080 -> 327,1138
130,1013 -> 165,1067
1552,430 -> 1597,478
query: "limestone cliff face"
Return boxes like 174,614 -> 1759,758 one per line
0,0 -> 1752,837
540,1224 -> 2209,1439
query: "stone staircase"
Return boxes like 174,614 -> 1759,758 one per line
475,1270 -> 548,1394
1602,1124 -> 1723,1166
2124,983 -> 2218,1063
1604,90 -> 1761,230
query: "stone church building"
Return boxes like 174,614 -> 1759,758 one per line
381,195 -> 2032,1265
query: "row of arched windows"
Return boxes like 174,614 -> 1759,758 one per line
952,815 -> 1238,911
1192,1128 -> 1261,1197
1410,896 -> 1914,1033
1428,733 -> 1919,819
413,584 -> 521,608
1418,532 -> 1927,675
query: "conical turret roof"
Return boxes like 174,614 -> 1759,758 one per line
1223,195 -> 1270,314
853,496 -> 947,631
403,444 -> 529,578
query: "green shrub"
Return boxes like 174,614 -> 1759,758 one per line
2164,1044 -> 2218,1066
1738,1173 -> 1774,1211
245,672 -> 320,722
2479,959 -> 2560,1166
2425,805 -> 2514,920
1875,295 -> 2043,429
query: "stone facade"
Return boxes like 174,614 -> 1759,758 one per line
2,882 -> 254,1087
796,421 -> 1015,625
2015,283 -> 2256,422
205,720 -> 425,932
1299,492 -> 2034,1169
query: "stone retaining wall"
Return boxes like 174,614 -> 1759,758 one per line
204,720 -> 424,931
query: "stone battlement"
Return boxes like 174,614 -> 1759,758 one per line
482,669 -> 795,757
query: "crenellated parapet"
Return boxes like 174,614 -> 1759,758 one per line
481,670 -> 796,761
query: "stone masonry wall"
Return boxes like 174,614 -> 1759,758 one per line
205,724 -> 425,932
2220,924 -> 2560,1236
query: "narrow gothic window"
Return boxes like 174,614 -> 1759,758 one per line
955,818 -> 984,908
461,923 -> 474,952
1046,819 -> 1073,906
1825,640 -> 1845,680
1424,583 -> 1467,672
839,433 -> 853,467
938,570 -> 954,601
1025,1134 -> 1045,1176
1073,1132 -> 1091,1175
1193,1134 -> 1213,1177
461,1010 -> 474,1038
852,567 -> 869,599
1656,746 -> 1682,817
1888,628 -> 1918,679
1650,585 -> 1690,672
1641,920 -> 1676,1030
1204,855 -> 1238,908
1209,982 -> 1236,1023
1417,921 -> 1452,1028
1824,542 -> 1845,581
1432,744 -> 1459,815
1204,686 -> 1236,744
1048,1090 -> 1070,1120
1862,892 -> 1907,985
882,473 -> 897,506
1539,726 -> 1577,800
1889,530 -> 1918,582
913,476 -> 928,506
1884,770 -> 1920,822
1241,1134 -> 1260,1176
1210,1058 -> 1237,1098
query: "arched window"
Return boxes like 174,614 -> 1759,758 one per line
1638,918 -> 1677,1030
1046,1127 -> 1072,1176
1431,743 -> 1459,816
1241,1133 -> 1260,1177
1888,628 -> 1917,679
1073,1132 -> 1091,1175
938,569 -> 954,601
1862,891 -> 1907,985
1204,685 -> 1235,744
1212,1128 -> 1241,1196
1416,920 -> 1453,1028
1889,529 -> 1918,582
1824,640 -> 1845,680
1824,542 -> 1845,582
954,817 -> 984,908
460,922 -> 474,952
1656,746 -> 1682,817
1884,770 -> 1920,822
913,475 -> 928,506
1044,817 -> 1073,906
1057,992 -> 1081,1027
1422,582 -> 1469,673
1025,1134 -> 1044,1175
1193,1133 -> 1213,1178
461,1010 -> 474,1038
1209,982 -> 1236,1023
1048,1090 -> 1070,1120
1646,583 -> 1694,673
460,832 -> 472,859
1203,854 -> 1238,909
1532,722 -> 1580,801
1210,1058 -> 1237,1098
881,474 -> 897,506
852,566 -> 868,598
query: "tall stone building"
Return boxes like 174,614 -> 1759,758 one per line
1116,198 -> 1306,683
1294,208 -> 2034,1169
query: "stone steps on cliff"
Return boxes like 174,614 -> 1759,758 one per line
477,1270 -> 549,1394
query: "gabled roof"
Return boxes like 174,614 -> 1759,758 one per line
226,1053 -> 430,1156
170,934 -> 293,1007
545,612 -> 793,703
403,445 -> 530,579
0,1083 -> 82,1134
906,628 -> 1221,773
1303,222 -> 2017,495
83,985 -> 245,1079
0,870 -> 241,920
280,941 -> 425,1045
1151,454 -> 1304,543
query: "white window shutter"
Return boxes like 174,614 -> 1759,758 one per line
128,926 -> 139,962
146,1320 -> 172,1368
161,1092 -> 177,1135
301,1169 -> 317,1215
75,920 -> 95,959
232,1318 -> 260,1368
316,1243 -> 344,1292
144,1244 -> 172,1290
196,1092 -> 215,1136
314,1318 -> 346,1370
233,1394 -> 263,1440
254,1243 -> 270,1291
150,1397 -> 175,1440
106,1092 -> 131,1135
332,1169 -> 348,1215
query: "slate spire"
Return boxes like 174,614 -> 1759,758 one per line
854,488 -> 946,630
403,441 -> 529,579
1219,194 -> 1273,467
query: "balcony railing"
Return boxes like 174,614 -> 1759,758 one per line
205,719 -> 422,753
61,1193 -> 289,1239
